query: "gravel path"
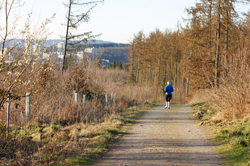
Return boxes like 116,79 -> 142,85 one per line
93,105 -> 224,166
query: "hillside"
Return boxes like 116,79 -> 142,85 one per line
0,39 -> 127,47
47,40 -> 129,64
1,39 -> 129,64
97,47 -> 129,64
46,39 -> 119,46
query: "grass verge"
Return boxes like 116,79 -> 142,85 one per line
65,103 -> 157,165
0,103 -> 156,165
192,102 -> 250,166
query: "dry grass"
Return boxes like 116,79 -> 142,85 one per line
0,60 -> 187,126
95,68 -> 163,105
0,104 -> 151,165
188,89 -> 211,104
210,48 -> 250,119
0,59 -> 162,165
0,54 -> 189,165
190,48 -> 250,120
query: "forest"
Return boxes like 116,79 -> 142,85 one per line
128,0 -> 250,118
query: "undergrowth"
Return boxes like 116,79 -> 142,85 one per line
192,102 -> 250,166
0,103 -> 156,165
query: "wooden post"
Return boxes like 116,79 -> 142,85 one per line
106,93 -> 108,106
83,94 -> 86,105
7,89 -> 11,134
26,92 -> 30,123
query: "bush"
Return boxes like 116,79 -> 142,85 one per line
209,49 -> 250,119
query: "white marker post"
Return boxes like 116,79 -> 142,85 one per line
105,93 -> 108,107
26,92 -> 30,123
114,93 -> 116,104
75,92 -> 78,104
7,89 -> 12,133
83,94 -> 86,105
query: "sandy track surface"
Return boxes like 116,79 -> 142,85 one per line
93,105 -> 224,166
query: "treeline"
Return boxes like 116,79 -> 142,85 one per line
83,43 -> 129,49
97,47 -> 128,64
128,0 -> 250,91
107,60 -> 123,69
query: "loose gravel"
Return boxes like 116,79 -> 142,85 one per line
93,105 -> 224,166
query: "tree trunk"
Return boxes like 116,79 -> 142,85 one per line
174,63 -> 177,90
136,57 -> 139,84
209,0 -> 213,58
62,0 -> 72,73
224,9 -> 229,78
170,48 -> 173,81
215,0 -> 221,88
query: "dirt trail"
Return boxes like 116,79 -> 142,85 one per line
93,105 -> 224,166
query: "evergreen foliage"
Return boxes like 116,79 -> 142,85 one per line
62,0 -> 103,72
107,60 -> 123,70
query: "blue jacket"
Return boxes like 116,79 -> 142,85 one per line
164,85 -> 174,95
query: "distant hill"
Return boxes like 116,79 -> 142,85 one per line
45,39 -> 119,46
1,39 -> 130,64
96,47 -> 129,64
83,43 -> 129,48
1,39 -> 127,47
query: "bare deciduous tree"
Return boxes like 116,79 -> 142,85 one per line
0,0 -> 54,109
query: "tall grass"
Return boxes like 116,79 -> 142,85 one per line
0,62 -> 165,125
0,63 -> 167,125
211,47 -> 250,119
0,59 -> 161,165
0,57 -> 189,165
0,60 -> 188,126
190,47 -> 250,120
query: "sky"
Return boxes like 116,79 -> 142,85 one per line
3,0 -> 250,43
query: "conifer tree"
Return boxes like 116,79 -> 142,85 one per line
62,0 -> 103,72
118,61 -> 123,69
112,60 -> 116,69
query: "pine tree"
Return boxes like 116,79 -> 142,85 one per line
113,60 -> 116,69
118,61 -> 123,69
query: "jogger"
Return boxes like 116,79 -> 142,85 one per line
164,81 -> 174,109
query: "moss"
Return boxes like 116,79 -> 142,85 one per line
65,156 -> 94,165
